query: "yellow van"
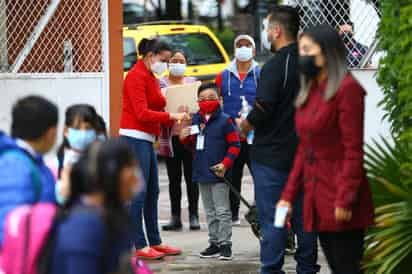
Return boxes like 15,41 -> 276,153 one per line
123,21 -> 231,82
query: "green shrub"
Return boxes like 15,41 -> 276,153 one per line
211,26 -> 236,57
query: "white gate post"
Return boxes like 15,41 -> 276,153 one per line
101,0 -> 111,129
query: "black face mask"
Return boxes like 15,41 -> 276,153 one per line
298,55 -> 321,79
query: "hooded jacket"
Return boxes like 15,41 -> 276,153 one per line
216,60 -> 260,119
0,132 -> 55,245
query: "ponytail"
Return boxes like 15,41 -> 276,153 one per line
138,38 -> 171,57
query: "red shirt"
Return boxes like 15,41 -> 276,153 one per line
280,74 -> 374,232
120,60 -> 171,136
215,72 -> 246,90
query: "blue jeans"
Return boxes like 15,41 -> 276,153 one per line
251,161 -> 319,274
122,136 -> 162,249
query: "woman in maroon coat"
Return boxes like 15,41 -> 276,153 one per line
278,25 -> 374,274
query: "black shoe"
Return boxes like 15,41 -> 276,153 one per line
199,244 -> 220,258
189,215 -> 200,230
219,245 -> 233,261
162,216 -> 182,231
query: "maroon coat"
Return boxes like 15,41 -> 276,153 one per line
281,74 -> 374,232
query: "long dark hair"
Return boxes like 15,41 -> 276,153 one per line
57,104 -> 98,177
67,139 -> 136,233
296,24 -> 348,107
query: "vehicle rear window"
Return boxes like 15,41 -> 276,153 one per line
159,33 -> 225,66
123,38 -> 137,71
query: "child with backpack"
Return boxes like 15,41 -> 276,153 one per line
180,83 -> 241,260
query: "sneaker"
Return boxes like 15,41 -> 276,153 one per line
135,247 -> 165,260
232,218 -> 241,226
199,244 -> 220,258
219,245 -> 233,261
151,244 -> 182,256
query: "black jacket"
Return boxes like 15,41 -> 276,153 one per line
247,43 -> 300,171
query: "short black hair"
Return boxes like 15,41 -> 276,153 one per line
11,95 -> 58,140
268,5 -> 300,40
197,83 -> 220,97
138,38 -> 172,57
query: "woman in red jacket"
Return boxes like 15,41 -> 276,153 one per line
277,25 -> 374,274
120,38 -> 188,260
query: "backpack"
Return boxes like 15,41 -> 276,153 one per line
0,203 -> 57,274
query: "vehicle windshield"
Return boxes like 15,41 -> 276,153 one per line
159,33 -> 225,66
123,37 -> 137,71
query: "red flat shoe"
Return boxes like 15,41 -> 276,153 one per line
151,244 -> 182,256
135,247 -> 165,260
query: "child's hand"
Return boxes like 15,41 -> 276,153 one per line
211,163 -> 226,178
179,127 -> 191,140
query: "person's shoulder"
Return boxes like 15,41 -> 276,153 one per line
337,73 -> 366,98
0,149 -> 32,177
57,207 -> 105,253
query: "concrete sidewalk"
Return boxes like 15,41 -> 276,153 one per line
145,160 -> 330,274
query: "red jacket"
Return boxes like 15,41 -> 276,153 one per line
120,60 -> 171,136
281,74 -> 374,232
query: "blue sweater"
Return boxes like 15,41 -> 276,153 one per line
0,132 -> 55,245
50,204 -> 132,274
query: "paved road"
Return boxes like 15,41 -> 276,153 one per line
145,159 -> 330,274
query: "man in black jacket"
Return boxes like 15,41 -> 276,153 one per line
241,6 -> 319,274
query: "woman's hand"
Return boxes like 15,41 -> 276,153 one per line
335,207 -> 352,222
179,127 -> 191,140
170,112 -> 190,122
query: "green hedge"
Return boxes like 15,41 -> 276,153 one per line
377,1 -> 412,180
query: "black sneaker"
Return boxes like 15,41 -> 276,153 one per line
199,244 -> 220,258
219,245 -> 233,261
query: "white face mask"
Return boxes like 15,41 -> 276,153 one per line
235,46 -> 253,62
151,59 -> 168,75
168,63 -> 186,76
261,19 -> 273,51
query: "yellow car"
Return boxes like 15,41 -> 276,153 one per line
123,21 -> 230,82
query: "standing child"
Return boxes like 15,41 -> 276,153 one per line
180,83 -> 240,260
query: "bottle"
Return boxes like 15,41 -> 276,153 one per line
240,96 -> 254,145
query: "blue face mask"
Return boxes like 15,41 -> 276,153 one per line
67,128 -> 96,151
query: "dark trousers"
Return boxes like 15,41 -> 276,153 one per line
230,141 -> 252,220
165,136 -> 199,218
319,230 -> 365,274
122,136 -> 162,249
251,161 -> 319,274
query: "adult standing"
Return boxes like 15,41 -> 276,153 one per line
159,50 -> 200,231
278,25 -> 374,274
241,6 -> 319,274
120,38 -> 188,260
215,35 -> 259,225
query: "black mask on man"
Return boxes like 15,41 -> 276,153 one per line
299,55 -> 321,79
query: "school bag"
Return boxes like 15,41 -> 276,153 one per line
0,203 -> 57,274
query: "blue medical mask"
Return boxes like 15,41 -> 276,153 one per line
67,128 -> 96,151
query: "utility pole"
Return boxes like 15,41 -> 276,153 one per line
217,0 -> 223,31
